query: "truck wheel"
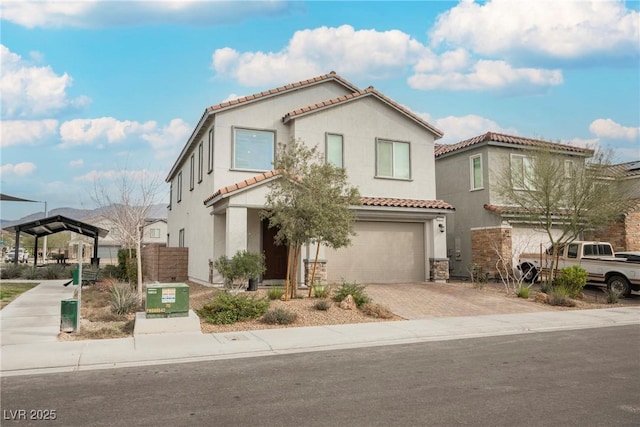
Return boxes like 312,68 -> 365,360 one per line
521,263 -> 539,283
607,275 -> 631,298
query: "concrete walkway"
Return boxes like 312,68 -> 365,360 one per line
1,280 -> 639,377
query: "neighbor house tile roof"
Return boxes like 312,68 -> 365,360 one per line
602,161 -> 640,178
282,86 -> 443,138
435,132 -> 593,157
204,172 -> 454,211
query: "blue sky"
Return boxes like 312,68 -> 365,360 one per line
1,0 -> 639,220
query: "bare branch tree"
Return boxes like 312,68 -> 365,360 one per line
92,169 -> 164,299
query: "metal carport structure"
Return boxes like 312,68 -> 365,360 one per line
3,215 -> 109,266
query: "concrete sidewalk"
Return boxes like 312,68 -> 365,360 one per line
1,281 -> 639,377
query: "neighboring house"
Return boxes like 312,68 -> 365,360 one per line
70,216 -> 168,264
434,132 -> 593,279
166,72 -> 454,286
586,161 -> 640,251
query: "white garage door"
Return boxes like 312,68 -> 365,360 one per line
326,221 -> 425,283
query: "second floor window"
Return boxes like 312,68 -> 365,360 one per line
149,228 -> 161,238
233,128 -> 274,171
470,154 -> 483,190
511,154 -> 534,190
208,128 -> 214,173
376,139 -> 410,179
190,154 -> 195,190
198,142 -> 203,183
326,133 -> 343,168
177,172 -> 182,202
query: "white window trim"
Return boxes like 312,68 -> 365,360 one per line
177,172 -> 182,202
469,153 -> 483,191
375,138 -> 412,180
325,132 -> 344,168
198,142 -> 203,183
189,154 -> 195,191
231,126 -> 276,172
511,153 -> 534,190
564,159 -> 575,179
208,128 -> 214,174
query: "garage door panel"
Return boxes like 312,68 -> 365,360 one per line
326,221 -> 424,283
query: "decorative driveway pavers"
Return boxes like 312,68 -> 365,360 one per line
365,282 -> 556,320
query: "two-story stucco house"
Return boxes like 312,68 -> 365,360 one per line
166,72 -> 454,286
434,132 -> 593,279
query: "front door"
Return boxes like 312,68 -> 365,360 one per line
262,220 -> 288,280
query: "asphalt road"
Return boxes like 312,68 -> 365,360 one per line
2,326 -> 639,427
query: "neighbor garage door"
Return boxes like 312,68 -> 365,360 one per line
325,221 -> 425,283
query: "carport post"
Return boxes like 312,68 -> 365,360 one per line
76,243 -> 83,332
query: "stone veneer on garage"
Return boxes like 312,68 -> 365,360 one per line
586,204 -> 640,252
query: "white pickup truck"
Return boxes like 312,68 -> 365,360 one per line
518,241 -> 640,297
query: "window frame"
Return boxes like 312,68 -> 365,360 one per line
149,228 -> 161,238
232,127 -> 276,172
198,142 -> 203,183
178,229 -> 185,248
375,138 -> 411,180
189,154 -> 195,191
564,159 -> 575,179
511,154 -> 534,190
325,132 -> 344,168
177,172 -> 182,203
469,153 -> 483,191
207,128 -> 214,174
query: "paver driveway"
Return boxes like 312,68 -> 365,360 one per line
365,281 -> 556,320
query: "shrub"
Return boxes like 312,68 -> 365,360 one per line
604,289 -> 620,304
267,286 -> 284,300
314,299 -> 332,311
23,267 -> 40,280
0,263 -> 24,279
43,265 -> 67,280
197,292 -> 269,324
109,282 -> 139,315
554,265 -> 588,298
361,303 -> 394,319
214,251 -> 266,292
516,286 -> 530,299
547,285 -> 575,307
312,284 -> 329,298
332,282 -> 371,308
262,307 -> 297,325
102,264 -> 124,280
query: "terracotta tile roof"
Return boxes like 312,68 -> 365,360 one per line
435,132 -> 593,157
282,86 -> 443,138
205,71 -> 361,114
203,171 -> 280,205
204,172 -> 454,211
361,197 -> 454,210
602,161 -> 640,178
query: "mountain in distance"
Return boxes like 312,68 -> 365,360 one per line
0,204 -> 168,230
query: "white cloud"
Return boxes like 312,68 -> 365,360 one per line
0,119 -> 58,147
141,118 -> 192,160
589,118 -> 640,141
430,0 -> 639,61
212,25 -> 426,86
1,0 -> 294,29
418,113 -> 518,144
69,159 -> 84,168
0,45 -> 90,119
0,162 -> 37,177
408,59 -> 563,92
59,117 -> 157,147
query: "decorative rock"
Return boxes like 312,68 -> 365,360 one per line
339,294 -> 356,310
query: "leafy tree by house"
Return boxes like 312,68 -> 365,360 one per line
262,139 -> 361,300
92,169 -> 163,300
494,146 -> 633,286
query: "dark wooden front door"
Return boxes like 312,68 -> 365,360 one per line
262,220 -> 288,280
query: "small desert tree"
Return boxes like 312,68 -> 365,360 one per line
495,145 -> 633,286
262,139 -> 360,300
92,169 -> 163,300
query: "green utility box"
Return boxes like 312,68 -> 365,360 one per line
60,298 -> 78,332
72,268 -> 79,285
145,283 -> 190,318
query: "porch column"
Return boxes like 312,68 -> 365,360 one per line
225,206 -> 248,256
428,216 -> 450,283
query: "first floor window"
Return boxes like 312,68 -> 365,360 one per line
178,229 -> 185,247
376,139 -> 410,179
233,128 -> 275,171
470,154 -> 483,190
